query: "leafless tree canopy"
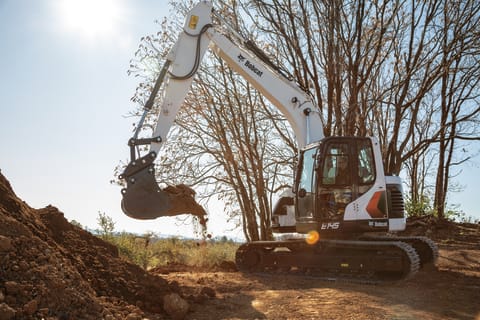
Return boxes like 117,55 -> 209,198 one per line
126,0 -> 480,239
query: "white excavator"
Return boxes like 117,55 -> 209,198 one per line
119,1 -> 437,282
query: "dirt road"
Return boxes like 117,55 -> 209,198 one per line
159,244 -> 480,320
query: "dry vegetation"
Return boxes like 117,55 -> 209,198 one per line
106,233 -> 238,272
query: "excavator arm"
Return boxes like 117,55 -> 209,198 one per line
120,1 -> 323,220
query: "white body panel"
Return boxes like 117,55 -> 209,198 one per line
150,2 -> 213,154
343,137 -> 386,221
277,205 -> 297,227
389,218 -> 406,231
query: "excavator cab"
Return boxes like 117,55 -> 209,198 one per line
293,136 -> 395,234
315,137 -> 377,220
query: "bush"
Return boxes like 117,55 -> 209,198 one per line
405,196 -> 435,217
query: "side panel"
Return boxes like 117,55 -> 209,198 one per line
271,192 -> 296,233
386,175 -> 407,231
342,137 -> 387,221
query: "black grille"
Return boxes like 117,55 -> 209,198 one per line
388,186 -> 405,218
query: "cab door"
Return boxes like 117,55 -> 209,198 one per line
316,139 -> 355,221
316,137 -> 380,221
295,146 -> 318,221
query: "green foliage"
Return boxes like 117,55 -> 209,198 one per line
405,195 -> 472,222
183,240 -> 238,269
96,211 -> 115,239
103,232 -> 239,270
94,214 -> 238,270
110,232 -> 153,269
442,205 -> 478,223
405,195 -> 435,217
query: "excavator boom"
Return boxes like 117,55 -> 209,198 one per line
120,1 -> 322,220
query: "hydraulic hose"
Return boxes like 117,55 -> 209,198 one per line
169,24 -> 213,80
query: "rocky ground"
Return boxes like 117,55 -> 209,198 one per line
1,170 -> 479,319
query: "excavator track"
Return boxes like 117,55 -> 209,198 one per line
235,239 -> 420,283
359,235 -> 438,268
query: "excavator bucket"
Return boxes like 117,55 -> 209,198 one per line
120,159 -> 206,223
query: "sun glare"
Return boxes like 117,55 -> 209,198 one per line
58,0 -> 123,40
305,230 -> 320,245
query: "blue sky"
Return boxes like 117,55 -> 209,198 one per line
0,1 -> 478,239
0,0 -> 226,237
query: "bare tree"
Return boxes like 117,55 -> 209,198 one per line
127,0 -> 296,241
433,0 -> 480,218
249,0 -> 480,217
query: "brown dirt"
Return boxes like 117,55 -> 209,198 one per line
163,184 -> 208,228
0,170 -> 173,319
158,220 -> 480,320
1,169 -> 479,319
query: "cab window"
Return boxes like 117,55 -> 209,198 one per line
357,140 -> 375,186
322,143 -> 349,186
299,147 -> 317,193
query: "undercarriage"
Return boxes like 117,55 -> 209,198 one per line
235,236 -> 437,283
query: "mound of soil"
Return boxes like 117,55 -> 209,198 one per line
0,170 -> 176,319
401,214 -> 480,247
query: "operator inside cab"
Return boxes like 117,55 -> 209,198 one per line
320,144 -> 352,219
317,139 -> 376,220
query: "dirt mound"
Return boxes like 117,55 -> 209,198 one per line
401,215 -> 480,248
0,170 -> 174,319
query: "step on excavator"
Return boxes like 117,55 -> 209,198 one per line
119,1 -> 438,282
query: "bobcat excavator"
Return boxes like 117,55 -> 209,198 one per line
119,1 -> 437,282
